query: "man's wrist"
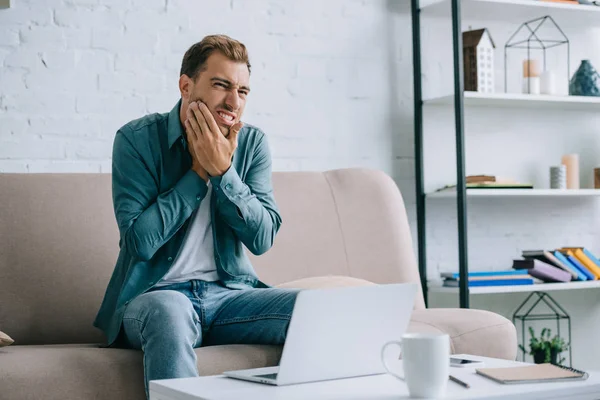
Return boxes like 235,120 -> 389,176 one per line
192,165 -> 208,182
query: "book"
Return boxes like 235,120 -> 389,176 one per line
466,175 -> 497,183
553,251 -> 587,281
512,259 -> 572,283
443,278 -> 534,287
521,250 -> 577,280
562,251 -> 596,281
476,363 -> 588,385
440,270 -> 529,279
552,250 -> 588,281
560,247 -> 600,279
467,182 -> 534,189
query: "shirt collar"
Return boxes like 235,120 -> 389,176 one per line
168,99 -> 185,149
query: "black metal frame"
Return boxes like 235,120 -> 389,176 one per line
411,0 -> 470,308
504,15 -> 570,94
513,291 -> 572,367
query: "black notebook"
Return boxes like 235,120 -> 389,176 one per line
476,363 -> 588,385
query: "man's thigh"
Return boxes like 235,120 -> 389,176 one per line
202,287 -> 300,346
121,289 -> 202,350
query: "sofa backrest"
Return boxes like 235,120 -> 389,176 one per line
0,168 -> 423,345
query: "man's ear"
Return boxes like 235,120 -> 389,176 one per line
179,74 -> 193,99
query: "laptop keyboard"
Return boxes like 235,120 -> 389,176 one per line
254,373 -> 278,380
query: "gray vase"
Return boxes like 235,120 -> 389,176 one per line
569,60 -> 600,97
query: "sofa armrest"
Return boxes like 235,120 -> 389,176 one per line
408,308 -> 517,361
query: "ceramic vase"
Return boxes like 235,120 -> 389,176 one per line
569,60 -> 600,97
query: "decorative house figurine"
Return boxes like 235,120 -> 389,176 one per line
463,28 -> 496,93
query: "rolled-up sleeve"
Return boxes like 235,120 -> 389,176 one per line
209,132 -> 281,255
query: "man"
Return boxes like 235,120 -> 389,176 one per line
93,34 -> 298,398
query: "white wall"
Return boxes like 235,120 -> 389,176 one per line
0,0 -> 415,197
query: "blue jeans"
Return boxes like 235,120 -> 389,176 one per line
120,280 -> 299,399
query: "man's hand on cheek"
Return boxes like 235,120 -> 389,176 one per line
184,101 -> 244,178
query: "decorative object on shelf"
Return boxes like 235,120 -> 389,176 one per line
505,16 -> 570,96
561,154 -> 580,189
523,59 -> 541,94
550,165 -> 567,189
569,60 -> 600,97
435,175 -> 534,192
594,168 -> 600,188
513,293 -> 573,367
540,70 -> 558,95
519,327 -> 569,365
463,28 -> 496,93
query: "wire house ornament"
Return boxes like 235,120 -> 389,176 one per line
504,15 -> 570,93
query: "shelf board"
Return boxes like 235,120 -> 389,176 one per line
429,280 -> 600,294
425,92 -> 600,111
427,188 -> 600,198
420,0 -> 600,25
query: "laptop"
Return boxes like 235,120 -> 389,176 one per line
223,282 -> 417,386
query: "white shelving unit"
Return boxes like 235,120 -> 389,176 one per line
427,188 -> 600,198
425,92 -> 600,111
421,0 -> 600,25
415,0 -> 600,299
429,280 -> 600,294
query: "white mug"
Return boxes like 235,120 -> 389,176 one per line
381,333 -> 450,398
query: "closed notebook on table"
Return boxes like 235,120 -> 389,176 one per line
476,363 -> 588,385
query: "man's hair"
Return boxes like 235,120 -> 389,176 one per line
180,34 -> 251,80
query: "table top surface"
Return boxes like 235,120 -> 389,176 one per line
149,354 -> 600,400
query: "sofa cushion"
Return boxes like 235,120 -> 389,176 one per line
0,331 -> 13,347
276,275 -> 376,289
410,308 -> 518,360
0,344 -> 282,400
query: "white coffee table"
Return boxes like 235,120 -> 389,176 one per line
149,354 -> 600,400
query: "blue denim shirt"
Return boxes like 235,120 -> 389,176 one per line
93,100 -> 281,346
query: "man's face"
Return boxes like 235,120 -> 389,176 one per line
180,52 -> 250,137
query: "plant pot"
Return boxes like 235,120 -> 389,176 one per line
550,349 -> 561,365
533,351 -> 546,364
532,349 -> 560,364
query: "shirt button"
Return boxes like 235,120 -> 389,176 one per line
168,256 -> 173,261
225,184 -> 232,190
148,281 -> 155,286
196,196 -> 201,201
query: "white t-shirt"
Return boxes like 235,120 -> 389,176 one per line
157,182 -> 219,285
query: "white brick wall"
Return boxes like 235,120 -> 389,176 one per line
0,0 -> 414,196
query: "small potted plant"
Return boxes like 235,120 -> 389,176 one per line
519,327 -> 569,365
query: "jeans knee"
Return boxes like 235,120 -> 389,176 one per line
125,290 -> 199,336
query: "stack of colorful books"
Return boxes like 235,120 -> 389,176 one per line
441,270 -> 536,287
516,247 -> 600,282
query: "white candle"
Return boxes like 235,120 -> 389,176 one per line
540,71 -> 557,95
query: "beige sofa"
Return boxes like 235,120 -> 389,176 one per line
0,168 -> 517,399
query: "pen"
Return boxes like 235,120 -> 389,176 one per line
450,374 -> 470,388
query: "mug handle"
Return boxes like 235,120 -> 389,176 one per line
380,340 -> 405,382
